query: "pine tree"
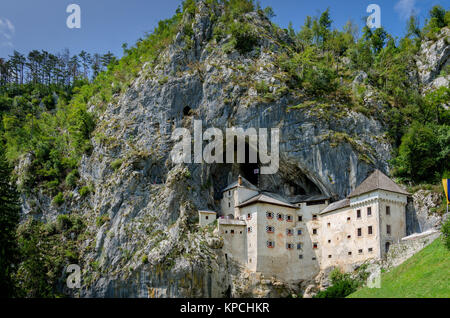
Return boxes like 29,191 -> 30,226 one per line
0,144 -> 21,298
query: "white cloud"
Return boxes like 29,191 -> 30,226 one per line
395,0 -> 420,20
0,18 -> 15,47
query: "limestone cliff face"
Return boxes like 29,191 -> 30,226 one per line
417,27 -> 450,92
17,2 -> 448,298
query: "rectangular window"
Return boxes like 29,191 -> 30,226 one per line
313,229 -> 318,235
367,207 -> 372,216
359,249 -> 363,254
247,213 -> 251,220
368,226 -> 373,235
312,215 -> 318,221
206,216 -> 209,220
266,226 -> 275,234
277,213 -> 284,221
298,216 -> 303,222
299,255 -> 303,260
348,235 -> 351,239
228,202 -> 231,208
313,243 -> 318,249
328,240 -> 331,244
297,229 -> 303,235
286,243 -> 294,250
347,217 -> 351,221
387,225 -> 391,235
328,255 -> 332,259
286,215 -> 293,222
386,206 -> 391,216
368,248 -> 373,253
287,229 -> 293,236
266,212 -> 274,219
248,227 -> 252,233
357,228 -> 362,237
267,241 -> 275,248
348,251 -> 352,256
231,230 -> 235,235
297,243 -> 302,250
357,210 -> 361,218
327,223 -> 331,227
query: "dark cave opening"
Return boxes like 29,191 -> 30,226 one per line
183,106 -> 192,117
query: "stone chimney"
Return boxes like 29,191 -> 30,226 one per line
238,175 -> 243,186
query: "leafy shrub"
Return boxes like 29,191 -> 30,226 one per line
79,186 -> 92,197
230,22 -> 259,54
96,215 -> 110,227
65,169 -> 79,188
314,269 -> 360,298
111,159 -> 124,171
442,218 -> 450,250
52,192 -> 65,206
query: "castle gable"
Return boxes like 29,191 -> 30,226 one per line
348,170 -> 409,198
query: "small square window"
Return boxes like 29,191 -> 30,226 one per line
298,216 -> 303,222
286,215 -> 293,222
368,248 -> 373,253
297,229 -> 303,235
312,215 -> 318,221
312,257 -> 317,261
348,252 -> 352,256
328,240 -> 331,244
328,255 -> 332,259
205,216 -> 209,220
231,230 -> 235,235
313,243 -> 318,249
299,255 -> 303,259
347,235 -> 351,239
359,249 -> 363,254
327,223 -> 331,227
347,217 -> 351,221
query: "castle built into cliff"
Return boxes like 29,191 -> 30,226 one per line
198,170 -> 410,283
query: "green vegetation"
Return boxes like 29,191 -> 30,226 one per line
442,218 -> 450,250
314,266 -> 369,298
12,214 -> 86,298
349,237 -> 450,298
0,144 -> 21,297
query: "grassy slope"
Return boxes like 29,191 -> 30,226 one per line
349,236 -> 450,298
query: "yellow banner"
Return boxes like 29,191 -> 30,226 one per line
443,179 -> 449,206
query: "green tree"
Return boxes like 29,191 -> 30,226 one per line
0,144 -> 21,298
393,122 -> 449,183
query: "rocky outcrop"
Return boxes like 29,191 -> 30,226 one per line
417,27 -> 450,91
406,189 -> 447,235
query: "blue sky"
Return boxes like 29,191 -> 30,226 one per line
0,0 -> 448,59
